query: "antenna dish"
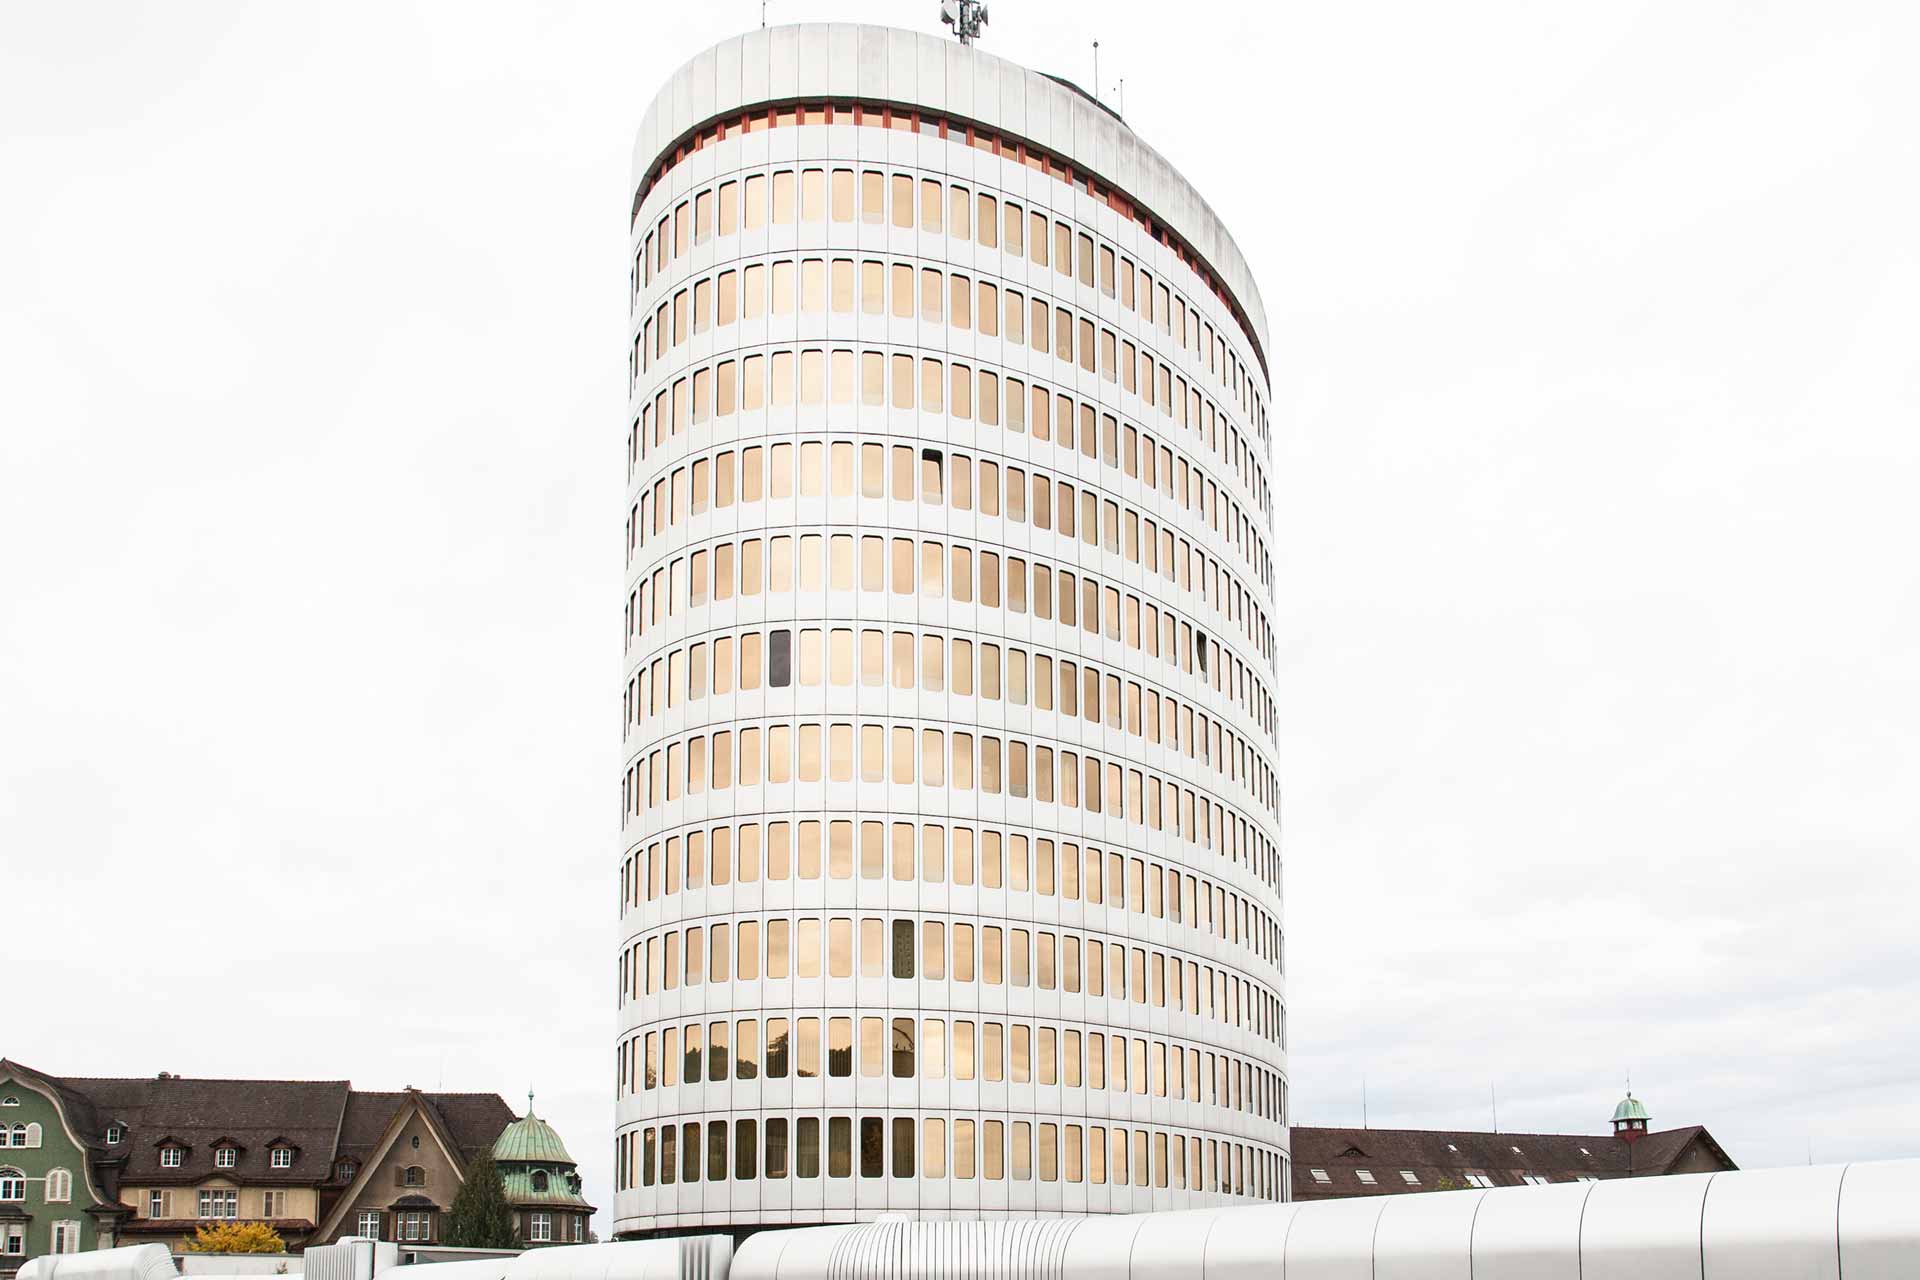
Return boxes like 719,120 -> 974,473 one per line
941,0 -> 988,45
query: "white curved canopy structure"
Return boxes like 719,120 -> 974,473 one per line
728,1159 -> 1920,1280
16,1244 -> 179,1280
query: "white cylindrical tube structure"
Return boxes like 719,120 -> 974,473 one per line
616,22 -> 1283,1238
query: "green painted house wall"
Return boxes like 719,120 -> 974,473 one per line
0,1073 -> 103,1275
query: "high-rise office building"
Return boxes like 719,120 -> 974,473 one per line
616,23 -> 1283,1239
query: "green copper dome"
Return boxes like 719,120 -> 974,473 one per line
493,1111 -> 575,1165
1612,1093 -> 1651,1123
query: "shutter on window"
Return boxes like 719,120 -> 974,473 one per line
393,1166 -> 405,1187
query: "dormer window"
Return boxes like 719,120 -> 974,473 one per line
334,1159 -> 357,1182
106,1126 -> 125,1145
0,1097 -> 18,1107
215,1149 -> 237,1169
530,1170 -> 549,1192
161,1146 -> 184,1168
271,1148 -> 293,1169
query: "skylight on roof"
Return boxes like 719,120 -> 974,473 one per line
1400,1170 -> 1420,1184
1355,1170 -> 1376,1184
1310,1168 -> 1331,1183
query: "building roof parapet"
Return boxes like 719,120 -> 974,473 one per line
631,23 -> 1270,375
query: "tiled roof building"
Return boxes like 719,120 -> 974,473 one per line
1290,1093 -> 1736,1201
0,1059 -> 558,1261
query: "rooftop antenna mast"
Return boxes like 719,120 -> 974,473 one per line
940,0 -> 989,46
1093,41 -> 1100,103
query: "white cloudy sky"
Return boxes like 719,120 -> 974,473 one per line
4,0 -> 1916,1231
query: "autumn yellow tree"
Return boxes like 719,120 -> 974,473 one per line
181,1222 -> 287,1254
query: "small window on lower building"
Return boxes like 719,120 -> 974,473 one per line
196,1190 -> 238,1219
529,1212 -> 552,1243
3,1225 -> 26,1256
398,1211 -> 432,1242
356,1210 -> 383,1240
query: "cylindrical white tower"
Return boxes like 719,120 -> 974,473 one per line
616,24 -> 1283,1240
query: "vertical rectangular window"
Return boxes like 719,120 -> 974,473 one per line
891,174 -> 914,227
797,1117 -> 821,1177
829,1116 -> 853,1177
892,1117 -> 916,1178
923,1118 -> 946,1178
828,1017 -> 853,1076
744,174 -> 767,229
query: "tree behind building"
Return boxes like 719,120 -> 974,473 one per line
445,1152 -> 520,1249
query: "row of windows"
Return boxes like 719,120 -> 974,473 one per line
620,816 -> 1280,964
0,1167 -> 66,1202
622,533 -> 1274,732
2,1219 -> 82,1255
617,1016 -> 1284,1135
0,1124 -> 40,1148
631,121 -> 1269,447
620,709 -> 1276,860
618,913 -> 1280,1046
627,628 -> 1272,812
615,1113 -> 1284,1201
629,432 -> 1268,633
618,1015 -> 1284,1124
631,324 -> 1267,567
135,1188 -> 291,1220
622,372 -> 1267,667
631,249 -> 1267,519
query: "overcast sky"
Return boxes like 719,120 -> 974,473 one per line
4,0 -> 1917,1233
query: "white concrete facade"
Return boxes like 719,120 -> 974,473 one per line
615,24 -> 1283,1237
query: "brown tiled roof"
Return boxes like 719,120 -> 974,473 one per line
1290,1124 -> 1734,1199
10,1065 -> 517,1193
68,1076 -> 352,1186
337,1091 -> 515,1167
